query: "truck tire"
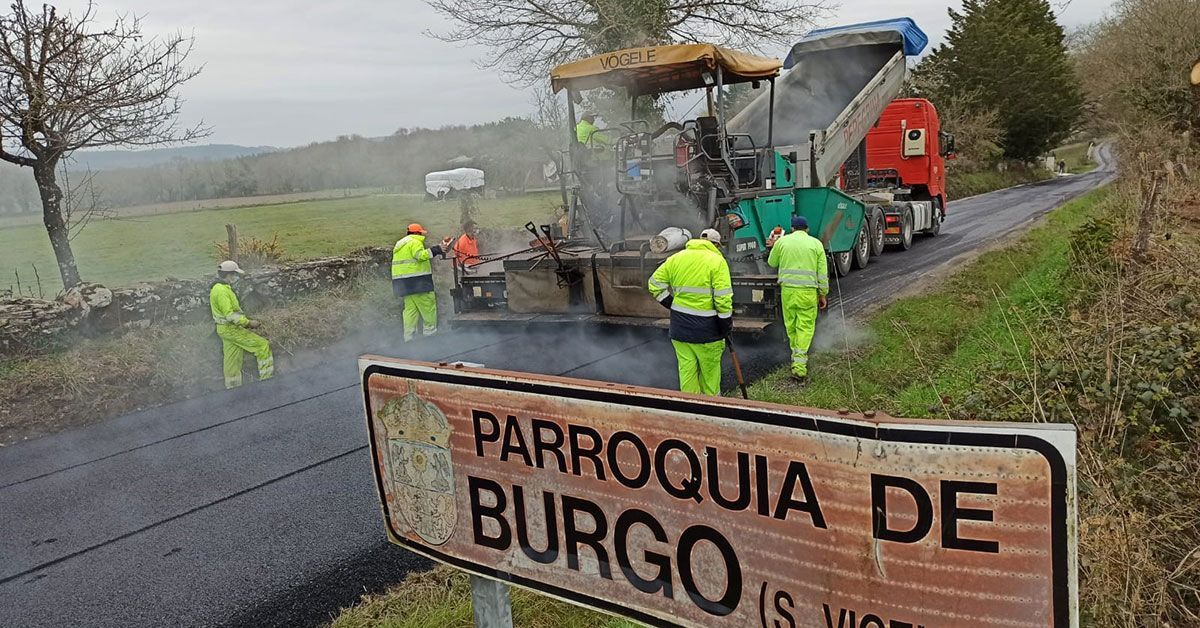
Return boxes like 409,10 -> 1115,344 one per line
852,221 -> 870,269
833,250 -> 853,277
923,198 -> 943,236
869,206 -> 885,257
900,206 -> 914,250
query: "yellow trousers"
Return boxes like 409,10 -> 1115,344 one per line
671,339 -> 725,395
403,291 -> 438,341
782,287 -> 819,376
217,325 -> 273,389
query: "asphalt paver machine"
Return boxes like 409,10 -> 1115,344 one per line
453,20 -> 928,333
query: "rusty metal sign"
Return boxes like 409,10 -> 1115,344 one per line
362,357 -> 1077,628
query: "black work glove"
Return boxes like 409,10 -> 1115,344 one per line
429,245 -> 445,258
658,294 -> 673,310
717,315 -> 733,337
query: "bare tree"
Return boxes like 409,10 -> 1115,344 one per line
0,1 -> 205,290
425,0 -> 832,85
58,163 -> 113,240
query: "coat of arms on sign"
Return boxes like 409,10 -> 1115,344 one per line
378,385 -> 456,545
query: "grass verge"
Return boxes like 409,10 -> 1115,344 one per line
946,162 -> 1052,199
750,186 -> 1110,415
329,566 -> 637,628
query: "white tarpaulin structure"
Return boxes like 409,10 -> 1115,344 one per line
425,168 -> 485,198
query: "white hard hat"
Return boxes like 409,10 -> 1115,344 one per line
699,228 -> 722,244
218,260 -> 245,274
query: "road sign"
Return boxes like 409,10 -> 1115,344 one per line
362,357 -> 1077,628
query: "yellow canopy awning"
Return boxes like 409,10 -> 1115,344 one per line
550,44 -> 781,95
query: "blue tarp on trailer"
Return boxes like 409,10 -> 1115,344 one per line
796,17 -> 926,58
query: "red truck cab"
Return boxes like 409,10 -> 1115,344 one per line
865,98 -> 952,213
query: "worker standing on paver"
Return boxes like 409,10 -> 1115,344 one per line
210,260 -> 273,389
452,221 -> 481,273
392,223 -> 453,341
647,229 -> 733,395
575,112 -> 609,149
767,216 -> 828,383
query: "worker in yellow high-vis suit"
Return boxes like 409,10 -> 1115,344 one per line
647,229 -> 733,395
210,260 -> 274,389
767,215 -> 828,383
575,113 -> 609,149
392,223 -> 452,341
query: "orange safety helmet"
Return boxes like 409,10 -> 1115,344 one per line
407,223 -> 427,234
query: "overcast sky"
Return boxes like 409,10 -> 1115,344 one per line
57,0 -> 1116,148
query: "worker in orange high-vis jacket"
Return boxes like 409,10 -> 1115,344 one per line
392,223 -> 452,341
452,221 -> 481,272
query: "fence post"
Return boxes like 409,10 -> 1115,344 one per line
470,575 -> 513,628
225,224 -> 239,263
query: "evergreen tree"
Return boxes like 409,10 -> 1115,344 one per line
932,0 -> 1083,160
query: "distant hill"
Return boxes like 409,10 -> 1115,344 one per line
64,144 -> 277,172
0,119 -> 559,214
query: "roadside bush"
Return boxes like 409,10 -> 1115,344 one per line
213,233 -> 288,269
956,148 -> 1200,625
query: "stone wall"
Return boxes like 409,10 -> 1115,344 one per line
0,247 -> 391,354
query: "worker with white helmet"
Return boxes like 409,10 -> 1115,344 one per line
647,228 -> 733,395
210,260 -> 273,389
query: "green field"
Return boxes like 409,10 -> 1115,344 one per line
0,192 -> 561,295
1055,140 -> 1099,173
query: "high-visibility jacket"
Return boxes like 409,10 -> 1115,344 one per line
767,229 -> 829,295
392,234 -> 439,296
210,282 -> 249,327
647,239 -> 734,343
453,233 -> 480,267
575,120 -> 608,148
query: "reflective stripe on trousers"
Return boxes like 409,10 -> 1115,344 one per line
403,291 -> 437,341
217,324 -> 273,389
781,287 -> 819,376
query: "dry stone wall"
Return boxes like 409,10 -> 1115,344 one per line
0,247 -> 391,354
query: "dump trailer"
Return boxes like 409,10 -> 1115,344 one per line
453,19 -> 932,332
728,18 -> 947,275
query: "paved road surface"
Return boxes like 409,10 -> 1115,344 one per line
0,149 -> 1113,627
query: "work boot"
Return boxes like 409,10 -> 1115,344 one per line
789,373 -> 809,386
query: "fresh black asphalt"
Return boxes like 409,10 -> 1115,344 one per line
0,148 -> 1113,627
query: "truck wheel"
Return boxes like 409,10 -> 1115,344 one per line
852,221 -> 870,269
833,250 -> 853,277
900,207 -> 914,250
869,206 -> 885,257
923,199 -> 943,236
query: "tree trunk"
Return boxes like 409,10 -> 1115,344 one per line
33,163 -> 83,290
